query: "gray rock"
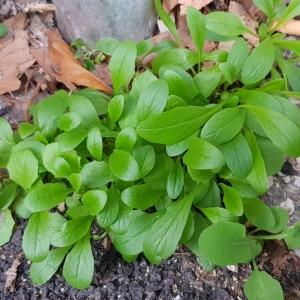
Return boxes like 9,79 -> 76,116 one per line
52,0 -> 157,45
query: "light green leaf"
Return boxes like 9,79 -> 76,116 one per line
121,184 -> 162,210
222,133 -> 253,178
7,150 -> 38,189
30,247 -> 69,284
243,105 -> 300,157
241,38 -> 274,84
187,7 -> 206,56
56,128 -> 88,151
0,209 -> 14,246
81,161 -> 111,188
221,184 -> 243,216
116,128 -> 137,151
22,212 -> 50,262
109,41 -> 137,93
244,270 -> 284,300
87,127 -> 103,160
276,0 -> 300,25
137,105 -> 219,145
108,95 -> 124,122
58,112 -> 81,131
243,198 -> 275,230
136,80 -> 169,122
253,0 -> 274,17
25,183 -> 69,212
269,207 -> 289,234
166,161 -> 184,199
198,221 -> 262,266
277,58 -> 300,92
132,145 -> 156,178
96,188 -> 120,228
206,12 -> 249,37
227,38 -> 249,74
201,108 -> 245,144
51,217 -> 93,248
18,122 -> 36,139
284,222 -> 300,249
219,62 -> 236,84
82,190 -> 107,216
109,149 -> 140,181
95,38 -> 120,55
0,182 -> 18,210
201,207 -> 238,223
183,138 -> 225,170
63,235 -> 94,289
144,194 -> 194,263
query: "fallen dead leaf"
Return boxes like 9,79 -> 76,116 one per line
0,15 -> 35,95
163,0 -> 179,12
47,30 -> 112,94
178,0 -> 213,16
239,0 -> 265,21
273,20 -> 300,36
229,1 -> 259,46
4,253 -> 22,293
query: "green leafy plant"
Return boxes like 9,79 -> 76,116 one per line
1,1 -> 300,297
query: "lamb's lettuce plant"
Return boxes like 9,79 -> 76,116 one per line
1,1 -> 300,298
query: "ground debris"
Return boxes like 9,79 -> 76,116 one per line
4,253 -> 22,293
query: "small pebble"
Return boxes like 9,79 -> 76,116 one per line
282,176 -> 291,184
292,176 -> 300,188
294,249 -> 300,258
280,198 -> 295,215
226,265 -> 238,273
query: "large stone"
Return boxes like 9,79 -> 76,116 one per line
52,0 -> 157,44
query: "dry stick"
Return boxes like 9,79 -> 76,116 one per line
273,19 -> 300,36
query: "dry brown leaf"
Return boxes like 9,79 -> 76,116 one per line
274,20 -> 300,36
229,1 -> 259,46
47,30 -> 112,94
0,18 -> 35,95
163,0 -> 179,12
4,254 -> 22,292
178,0 -> 213,16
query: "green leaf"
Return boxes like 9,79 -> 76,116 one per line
194,68 -> 222,98
159,66 -> 198,103
0,209 -> 14,246
137,105 -> 219,145
111,211 -> 159,256
58,112 -> 81,131
221,184 -> 243,216
95,38 -> 120,55
198,221 -> 262,266
144,194 -> 194,263
186,6 -> 206,56
108,95 -> 124,122
221,133 -> 253,178
116,128 -> 137,151
18,122 -> 36,139
25,183 -> 70,212
82,190 -> 107,216
206,12 -> 249,37
63,234 -> 94,289
244,270 -> 284,300
81,161 -> 111,188
0,140 -> 13,168
56,128 -> 88,151
284,222 -> 300,249
0,182 -> 18,210
166,138 -> 189,157
201,108 -> 245,144
22,212 -> 50,262
245,130 -> 268,194
243,198 -> 275,230
69,95 -> 100,129
274,39 -> 300,56
30,247 -> 69,284
87,127 -> 103,160
167,161 -> 184,199
0,23 -> 8,38
277,58 -> 300,91
154,0 -> 181,45
136,40 -> 153,56
183,138 -> 225,170
97,188 -> 120,228
219,62 -> 236,84
121,184 -> 162,210
277,0 -> 300,25
7,150 -> 38,189
109,201 -> 132,234
51,216 -> 93,247
201,207 -> 238,223
243,105 -> 300,157
136,79 -> 169,122
109,41 -> 137,93
253,0 -> 274,17
269,207 -> 289,234
109,149 -> 140,181
132,145 -> 156,178
227,38 -> 249,75
241,38 -> 274,84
